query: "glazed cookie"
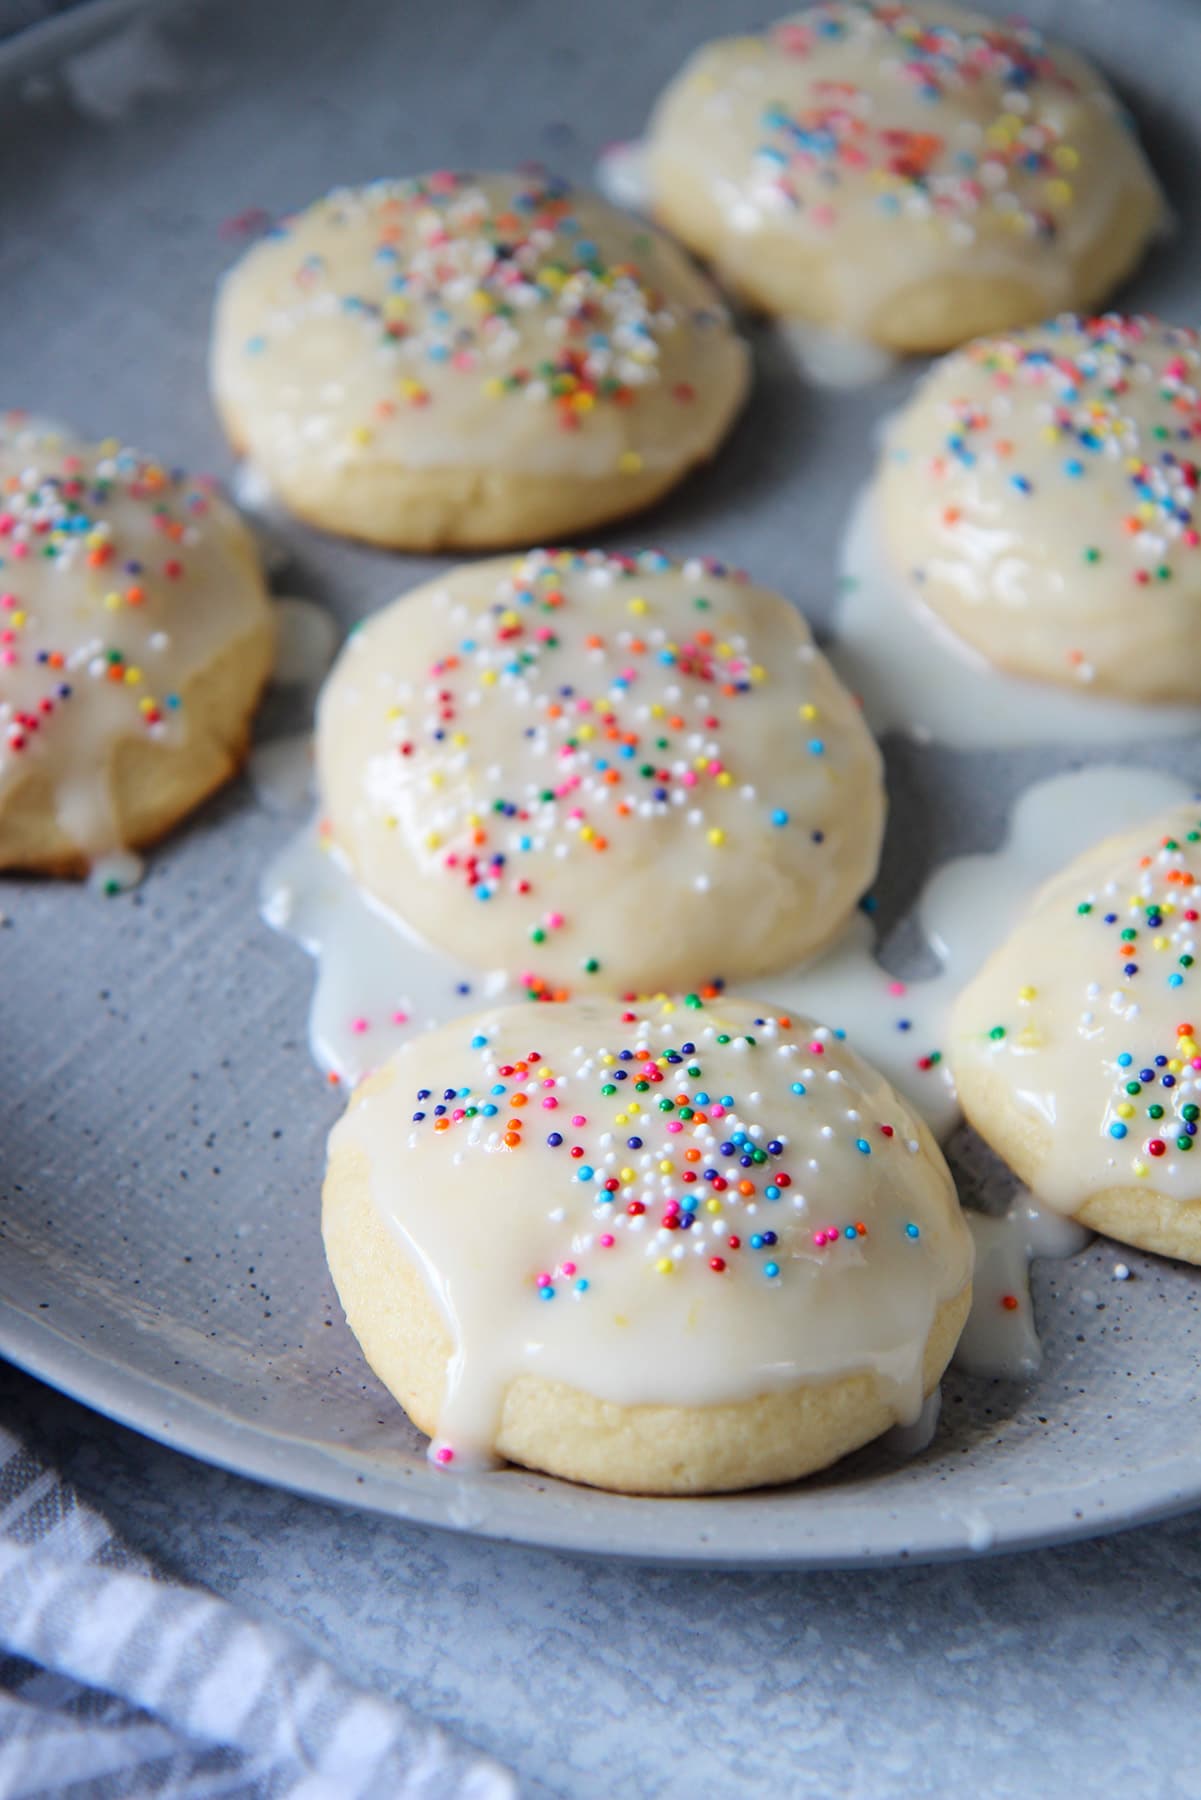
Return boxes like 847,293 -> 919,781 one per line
878,315 -> 1201,702
210,171 -> 749,550
0,415 -> 274,877
316,548 -> 885,995
644,3 -> 1163,353
324,996 -> 973,1493
952,805 -> 1201,1263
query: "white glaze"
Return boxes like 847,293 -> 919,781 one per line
955,1194 -> 1089,1379
211,172 -> 747,486
951,799 -> 1201,1216
778,321 -> 899,390
330,996 -> 973,1465
877,315 -> 1201,703
0,415 -> 274,869
266,766 -> 1189,1142
315,549 -> 885,995
881,1385 -> 941,1457
829,487 -> 1199,748
644,3 -> 1164,344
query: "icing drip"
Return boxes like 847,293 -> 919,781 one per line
330,996 -> 972,1467
955,1196 -> 1090,1379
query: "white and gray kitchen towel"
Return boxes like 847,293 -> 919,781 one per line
0,1423 -> 516,1799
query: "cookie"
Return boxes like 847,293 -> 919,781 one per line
644,3 -> 1163,353
951,805 -> 1201,1263
315,548 -> 886,996
879,315 -> 1201,701
0,415 -> 274,876
210,171 -> 749,550
323,996 -> 973,1493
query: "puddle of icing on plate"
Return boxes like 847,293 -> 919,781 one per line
829,487 -> 1201,749
955,1196 -> 1091,1381
263,763 -> 1191,1132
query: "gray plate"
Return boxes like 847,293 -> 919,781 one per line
2,0 -> 1201,1568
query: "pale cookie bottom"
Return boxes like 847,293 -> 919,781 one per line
649,169 -> 1159,354
218,404 -> 736,553
323,1140 -> 972,1496
0,625 -> 275,875
957,1063 -> 1201,1265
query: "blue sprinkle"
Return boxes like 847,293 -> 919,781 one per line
470,1034 -> 487,1049
1109,1122 -> 1128,1139
792,1082 -> 806,1096
538,1287 -> 555,1302
575,1279 -> 589,1294
855,1138 -> 871,1155
763,1262 -> 780,1279
577,1165 -> 594,1182
905,1223 -> 920,1240
771,809 -> 789,827
482,1104 -> 498,1117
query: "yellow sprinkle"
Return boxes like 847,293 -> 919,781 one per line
659,1160 -> 673,1174
620,1167 -> 635,1184
1154,935 -> 1169,951
9,610 -> 24,628
577,723 -> 595,741
708,828 -> 725,847
1018,985 -> 1037,1002
1133,1160 -> 1149,1179
386,706 -> 402,720
138,697 -> 155,715
799,703 -> 817,720
1045,179 -> 1073,207
572,391 -> 595,413
480,669 -> 497,686
627,1101 -> 641,1115
716,771 -> 733,788
627,596 -> 648,615
615,1114 -> 627,1126
618,451 -> 643,475
104,591 -> 122,612
350,426 -> 372,447
750,664 -> 766,683
600,1053 -> 615,1066
483,377 -> 506,399
451,732 -> 467,748
1116,1103 -> 1136,1120
655,1258 -> 674,1275
1053,144 -> 1080,171
98,437 -> 119,456
425,831 -> 441,850
579,825 -> 595,842
706,1198 -> 721,1214
428,771 -> 443,789
1168,1058 -> 1183,1074
124,667 -> 142,685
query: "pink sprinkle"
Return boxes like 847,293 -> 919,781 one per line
542,1096 -> 559,1109
546,911 -> 564,930
562,1261 -> 577,1277
350,1017 -> 369,1034
888,981 -> 907,997
666,1120 -> 683,1133
710,1104 -> 726,1119
434,1446 -> 454,1465
0,594 -> 15,610
571,1114 -> 586,1127
536,1271 -> 552,1288
391,1010 -> 409,1025
599,1233 -> 615,1247
809,1041 -> 826,1056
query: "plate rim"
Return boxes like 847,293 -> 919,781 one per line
5,1300 -> 1201,1569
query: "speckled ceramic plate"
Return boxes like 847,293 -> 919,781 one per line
2,0 -> 1201,1567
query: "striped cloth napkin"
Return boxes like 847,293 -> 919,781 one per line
0,1421 -> 516,1798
